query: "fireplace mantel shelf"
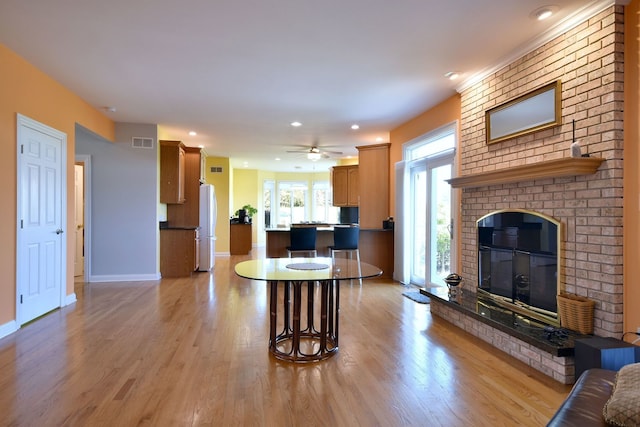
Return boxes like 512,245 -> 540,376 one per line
447,157 -> 605,189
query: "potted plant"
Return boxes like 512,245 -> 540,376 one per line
235,204 -> 257,223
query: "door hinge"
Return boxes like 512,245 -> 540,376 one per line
20,294 -> 23,304
21,144 -> 24,154
20,219 -> 23,229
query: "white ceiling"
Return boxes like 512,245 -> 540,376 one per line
0,0 -> 614,172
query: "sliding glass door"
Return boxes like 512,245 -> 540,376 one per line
404,124 -> 456,287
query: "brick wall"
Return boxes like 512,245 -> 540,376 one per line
458,6 -> 624,337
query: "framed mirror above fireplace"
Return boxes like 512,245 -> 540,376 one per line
477,209 -> 561,325
485,80 -> 562,145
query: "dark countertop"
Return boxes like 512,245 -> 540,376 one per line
159,221 -> 199,230
421,286 -> 589,357
266,226 -> 392,232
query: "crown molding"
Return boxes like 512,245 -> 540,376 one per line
456,0 -> 621,93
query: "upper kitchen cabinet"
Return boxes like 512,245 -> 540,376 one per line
160,140 -> 186,204
331,165 -> 359,207
357,143 -> 390,229
167,146 -> 203,228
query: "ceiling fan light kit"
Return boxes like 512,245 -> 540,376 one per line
286,144 -> 343,161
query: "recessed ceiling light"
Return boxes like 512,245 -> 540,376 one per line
531,6 -> 557,21
444,71 -> 459,80
351,124 -> 360,130
290,121 -> 302,127
537,9 -> 552,20
188,131 -> 197,136
275,157 -> 281,161
376,137 -> 383,142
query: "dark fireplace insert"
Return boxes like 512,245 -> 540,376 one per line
477,209 -> 560,324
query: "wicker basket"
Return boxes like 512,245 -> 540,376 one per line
557,292 -> 595,334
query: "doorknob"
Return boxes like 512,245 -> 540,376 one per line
56,229 -> 64,235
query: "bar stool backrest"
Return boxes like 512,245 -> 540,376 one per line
333,225 -> 359,250
288,227 -> 317,251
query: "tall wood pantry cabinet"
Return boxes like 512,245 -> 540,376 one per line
356,143 -> 390,229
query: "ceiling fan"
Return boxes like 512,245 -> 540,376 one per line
286,145 -> 343,160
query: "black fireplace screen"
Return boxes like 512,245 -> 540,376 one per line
477,210 -> 560,318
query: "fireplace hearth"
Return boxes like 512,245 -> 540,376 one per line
420,286 -> 586,384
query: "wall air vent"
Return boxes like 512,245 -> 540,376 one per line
131,137 -> 154,149
210,166 -> 223,173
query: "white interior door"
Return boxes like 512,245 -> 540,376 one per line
74,163 -> 84,277
17,114 -> 66,325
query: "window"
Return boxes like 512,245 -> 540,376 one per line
263,180 -> 275,228
277,182 -> 308,227
312,181 -> 339,223
263,179 -> 336,227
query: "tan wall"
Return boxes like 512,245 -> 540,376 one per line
0,43 -> 114,325
389,94 -> 461,218
623,0 -> 640,332
458,6 -> 624,336
233,168 -> 259,243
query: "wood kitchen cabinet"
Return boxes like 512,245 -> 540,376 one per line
160,140 -> 186,204
160,228 -> 199,277
357,143 -> 389,229
230,223 -> 252,255
167,146 -> 202,227
331,165 -> 359,207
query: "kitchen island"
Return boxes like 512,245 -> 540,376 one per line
265,226 -> 394,279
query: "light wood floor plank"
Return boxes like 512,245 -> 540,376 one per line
0,252 -> 570,426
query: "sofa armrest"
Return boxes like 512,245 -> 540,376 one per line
546,368 -> 616,427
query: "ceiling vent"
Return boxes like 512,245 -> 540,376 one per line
131,137 -> 154,149
210,166 -> 223,173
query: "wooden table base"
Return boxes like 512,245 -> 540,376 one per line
269,279 -> 340,362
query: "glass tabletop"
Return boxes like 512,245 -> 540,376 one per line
234,257 -> 382,282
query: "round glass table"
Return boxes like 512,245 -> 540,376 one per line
235,257 -> 382,362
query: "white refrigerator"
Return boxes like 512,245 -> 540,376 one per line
198,184 -> 217,271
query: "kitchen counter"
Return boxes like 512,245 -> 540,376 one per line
265,227 -> 394,279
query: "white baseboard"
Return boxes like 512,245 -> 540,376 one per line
0,320 -> 19,340
64,293 -> 77,306
216,252 -> 231,257
88,273 -> 161,283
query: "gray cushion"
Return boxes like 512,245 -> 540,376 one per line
603,363 -> 640,426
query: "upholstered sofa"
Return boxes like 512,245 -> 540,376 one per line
547,365 -> 639,426
547,368 -> 615,426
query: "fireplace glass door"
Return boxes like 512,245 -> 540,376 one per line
477,210 -> 560,321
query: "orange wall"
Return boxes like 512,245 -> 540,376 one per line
624,0 -> 640,333
0,43 -> 114,325
388,93 -> 461,217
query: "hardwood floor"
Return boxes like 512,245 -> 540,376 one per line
0,252 -> 571,426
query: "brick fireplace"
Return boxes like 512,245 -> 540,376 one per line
429,5 -> 625,384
